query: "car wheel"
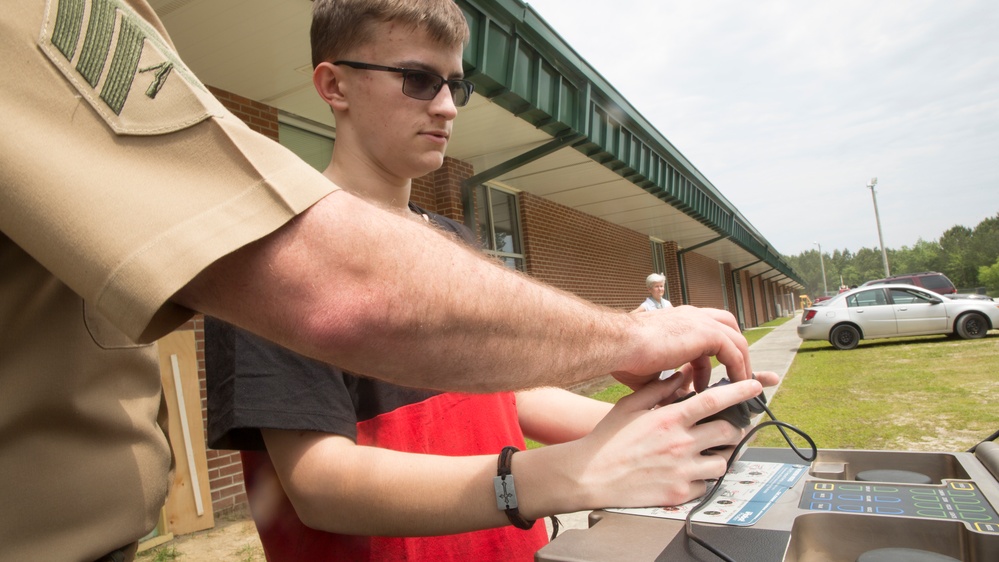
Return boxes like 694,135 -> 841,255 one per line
830,325 -> 860,350
955,312 -> 989,339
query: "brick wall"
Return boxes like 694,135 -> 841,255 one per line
208,86 -> 279,141
683,251 -> 725,310
411,157 -> 472,222
519,192 -> 653,310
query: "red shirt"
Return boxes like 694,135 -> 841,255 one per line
242,392 -> 549,561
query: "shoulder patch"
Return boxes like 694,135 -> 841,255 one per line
39,0 -> 224,135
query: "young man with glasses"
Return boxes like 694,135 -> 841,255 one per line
205,1 -> 776,560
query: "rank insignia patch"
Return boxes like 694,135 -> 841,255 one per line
39,0 -> 223,135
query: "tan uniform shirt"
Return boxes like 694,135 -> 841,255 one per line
0,1 -> 338,560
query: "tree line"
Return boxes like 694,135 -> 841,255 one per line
786,213 -> 999,298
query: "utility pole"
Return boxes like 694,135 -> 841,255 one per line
813,241 -> 828,297
867,177 -> 890,277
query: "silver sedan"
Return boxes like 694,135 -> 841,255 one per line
797,284 -> 999,350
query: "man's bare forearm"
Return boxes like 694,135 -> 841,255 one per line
177,189 -> 752,392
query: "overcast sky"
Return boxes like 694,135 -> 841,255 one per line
524,0 -> 999,257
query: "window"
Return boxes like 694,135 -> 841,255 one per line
278,118 -> 334,172
920,275 -> 955,292
468,184 -> 525,271
889,288 -> 934,305
847,289 -> 887,308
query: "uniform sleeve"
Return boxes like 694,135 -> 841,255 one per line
206,317 -> 359,451
1,2 -> 339,343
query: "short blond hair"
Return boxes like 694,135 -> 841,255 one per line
311,0 -> 470,68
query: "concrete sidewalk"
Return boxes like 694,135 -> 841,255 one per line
552,313 -> 804,535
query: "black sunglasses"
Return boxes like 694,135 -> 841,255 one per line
332,61 -> 474,107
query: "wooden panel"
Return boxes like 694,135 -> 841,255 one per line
158,330 -> 215,536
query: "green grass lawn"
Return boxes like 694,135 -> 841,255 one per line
751,332 -> 999,452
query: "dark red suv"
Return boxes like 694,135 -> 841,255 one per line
861,272 -> 957,295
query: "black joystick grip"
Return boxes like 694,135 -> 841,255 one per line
675,377 -> 767,428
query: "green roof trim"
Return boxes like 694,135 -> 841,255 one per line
457,0 -> 803,285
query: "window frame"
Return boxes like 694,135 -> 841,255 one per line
847,288 -> 888,308
466,183 -> 526,271
277,113 -> 335,172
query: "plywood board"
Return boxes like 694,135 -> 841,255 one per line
158,330 -> 215,535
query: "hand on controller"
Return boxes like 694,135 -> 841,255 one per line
675,376 -> 767,428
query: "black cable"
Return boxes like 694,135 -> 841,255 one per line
683,398 -> 817,562
548,515 -> 561,541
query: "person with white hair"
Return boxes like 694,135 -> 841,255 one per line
633,273 -> 676,379
633,273 -> 673,312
